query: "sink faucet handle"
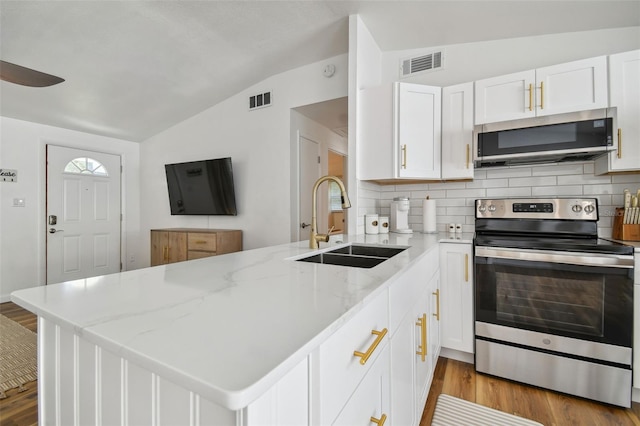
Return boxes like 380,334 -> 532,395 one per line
328,225 -> 335,235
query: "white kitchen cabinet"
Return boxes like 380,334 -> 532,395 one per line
595,50 -> 640,174
331,345 -> 390,426
389,249 -> 440,426
475,56 -> 608,124
439,242 -> 474,354
315,290 -> 389,424
359,82 -> 441,181
441,82 -> 474,180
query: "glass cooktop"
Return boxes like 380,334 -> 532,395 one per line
473,234 -> 634,255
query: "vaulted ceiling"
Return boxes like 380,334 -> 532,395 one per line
1,1 -> 639,142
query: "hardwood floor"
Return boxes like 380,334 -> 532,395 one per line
420,357 -> 640,426
1,301 -> 639,426
0,302 -> 38,426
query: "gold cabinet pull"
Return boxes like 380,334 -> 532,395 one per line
465,254 -> 469,282
466,144 -> 470,169
539,81 -> 544,109
163,246 -> 168,262
354,328 -> 388,365
416,313 -> 427,362
195,240 -> 207,245
617,128 -> 622,159
432,289 -> 440,321
401,144 -> 407,169
528,83 -> 533,111
370,414 -> 387,426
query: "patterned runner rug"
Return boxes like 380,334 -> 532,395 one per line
0,314 -> 37,399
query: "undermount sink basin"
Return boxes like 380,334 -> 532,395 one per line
295,244 -> 408,269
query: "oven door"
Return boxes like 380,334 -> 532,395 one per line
475,246 -> 634,348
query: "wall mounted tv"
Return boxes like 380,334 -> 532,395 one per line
165,157 -> 238,215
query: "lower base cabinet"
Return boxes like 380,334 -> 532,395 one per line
388,248 -> 441,426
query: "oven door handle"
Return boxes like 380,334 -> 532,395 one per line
475,246 -> 634,268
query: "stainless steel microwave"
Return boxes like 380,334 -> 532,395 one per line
475,118 -> 613,167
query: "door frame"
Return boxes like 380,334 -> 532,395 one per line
45,144 -> 124,284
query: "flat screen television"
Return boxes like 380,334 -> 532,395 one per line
165,157 -> 238,215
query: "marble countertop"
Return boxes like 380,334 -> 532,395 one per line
12,232 -> 471,410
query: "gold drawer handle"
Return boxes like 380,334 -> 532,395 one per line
466,144 -> 470,169
465,253 -> 469,282
354,328 -> 388,365
370,414 -> 387,426
194,240 -> 207,244
416,313 -> 427,362
432,289 -> 440,321
618,128 -> 622,159
401,144 -> 407,169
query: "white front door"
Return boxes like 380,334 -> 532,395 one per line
297,136 -> 321,242
46,145 -> 121,284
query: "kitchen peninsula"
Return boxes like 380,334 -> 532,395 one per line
12,233 -> 469,425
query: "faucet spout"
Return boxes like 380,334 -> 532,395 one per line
309,175 -> 351,249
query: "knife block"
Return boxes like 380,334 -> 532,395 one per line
612,208 -> 640,241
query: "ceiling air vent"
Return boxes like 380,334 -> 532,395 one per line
249,91 -> 272,110
401,50 -> 443,78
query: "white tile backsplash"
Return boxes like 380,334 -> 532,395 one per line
357,161 -> 640,238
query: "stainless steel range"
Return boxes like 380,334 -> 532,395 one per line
474,197 -> 634,407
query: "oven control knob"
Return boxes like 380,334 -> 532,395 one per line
478,205 -> 486,213
584,204 -> 595,214
488,205 -> 497,212
571,204 -> 583,213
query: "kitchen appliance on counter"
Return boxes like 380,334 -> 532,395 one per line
390,197 -> 413,234
474,197 -> 635,407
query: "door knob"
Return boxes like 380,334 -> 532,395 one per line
49,228 -> 64,234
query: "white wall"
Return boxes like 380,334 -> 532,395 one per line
0,116 -> 141,302
381,26 -> 640,87
139,54 -> 348,264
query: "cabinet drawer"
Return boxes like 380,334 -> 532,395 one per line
187,250 -> 216,261
318,290 -> 389,423
187,233 -> 217,252
332,345 -> 390,426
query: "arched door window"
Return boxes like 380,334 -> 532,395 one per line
63,157 -> 109,176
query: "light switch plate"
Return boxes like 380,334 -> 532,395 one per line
13,198 -> 25,207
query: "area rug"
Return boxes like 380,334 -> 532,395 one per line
0,314 -> 37,399
432,394 -> 544,426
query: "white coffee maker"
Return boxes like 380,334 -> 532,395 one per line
390,197 -> 413,234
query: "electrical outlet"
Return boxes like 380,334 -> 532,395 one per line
13,198 -> 25,207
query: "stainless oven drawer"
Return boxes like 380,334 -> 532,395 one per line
476,338 -> 632,408
475,246 -> 634,268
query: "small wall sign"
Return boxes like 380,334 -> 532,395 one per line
0,169 -> 18,182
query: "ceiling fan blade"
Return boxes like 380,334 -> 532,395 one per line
0,60 -> 65,87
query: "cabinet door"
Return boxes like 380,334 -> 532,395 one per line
429,275 -> 441,373
474,70 -> 536,124
150,231 -> 168,266
536,56 -> 608,117
333,345 -> 390,426
441,82 -> 474,180
389,309 -> 416,426
414,285 -> 433,419
395,82 -> 442,179
439,243 -> 474,353
604,50 -> 640,172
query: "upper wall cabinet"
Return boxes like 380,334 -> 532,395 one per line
595,50 -> 640,175
474,56 -> 608,125
441,82 -> 474,180
359,82 -> 441,181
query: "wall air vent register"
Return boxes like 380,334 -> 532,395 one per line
249,91 -> 272,110
401,50 -> 444,78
